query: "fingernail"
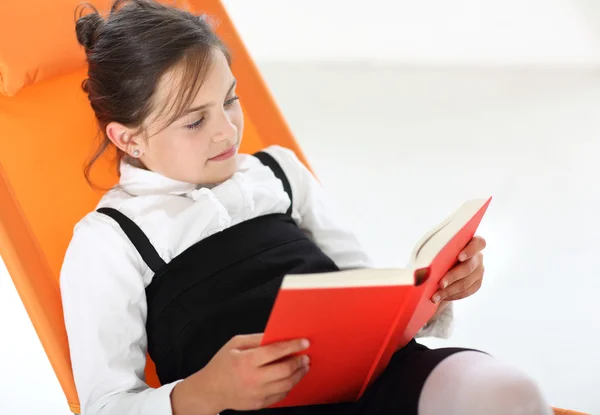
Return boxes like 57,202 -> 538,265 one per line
439,280 -> 447,289
459,253 -> 467,261
432,294 -> 441,303
302,355 -> 310,366
301,339 -> 310,349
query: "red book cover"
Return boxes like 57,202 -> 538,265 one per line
261,197 -> 492,408
358,196 -> 492,397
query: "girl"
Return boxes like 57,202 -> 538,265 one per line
60,1 -> 553,414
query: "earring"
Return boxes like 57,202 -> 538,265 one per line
133,149 -> 140,157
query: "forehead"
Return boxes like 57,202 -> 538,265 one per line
152,48 -> 233,115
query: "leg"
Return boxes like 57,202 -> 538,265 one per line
418,351 -> 553,415
356,340 -> 552,415
355,341 -> 473,414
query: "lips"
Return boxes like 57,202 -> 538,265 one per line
209,146 -> 236,161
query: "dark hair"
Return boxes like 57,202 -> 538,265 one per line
74,0 -> 231,186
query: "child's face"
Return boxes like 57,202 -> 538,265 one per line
121,49 -> 244,185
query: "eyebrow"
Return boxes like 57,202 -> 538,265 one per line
182,79 -> 237,117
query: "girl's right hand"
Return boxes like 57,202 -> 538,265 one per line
171,333 -> 311,415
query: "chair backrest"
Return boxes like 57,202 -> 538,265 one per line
0,0 -> 308,413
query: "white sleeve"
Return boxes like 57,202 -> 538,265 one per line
264,146 -> 373,270
59,212 -> 182,415
415,302 -> 454,339
265,146 -> 453,339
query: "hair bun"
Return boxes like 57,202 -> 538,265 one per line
75,6 -> 104,51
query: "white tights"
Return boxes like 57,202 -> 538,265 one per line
418,351 -> 553,415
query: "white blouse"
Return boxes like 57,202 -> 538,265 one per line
59,145 -> 452,415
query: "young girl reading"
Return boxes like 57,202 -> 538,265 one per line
60,1 -> 553,414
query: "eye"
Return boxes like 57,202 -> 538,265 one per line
224,96 -> 239,107
185,117 -> 205,130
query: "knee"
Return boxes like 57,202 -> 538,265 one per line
463,367 -> 553,415
419,351 -> 553,415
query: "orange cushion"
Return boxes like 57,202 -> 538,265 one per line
0,0 -> 196,97
0,0 -> 112,96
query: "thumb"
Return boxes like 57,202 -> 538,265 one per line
230,333 -> 264,350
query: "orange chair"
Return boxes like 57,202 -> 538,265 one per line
0,1 -> 588,414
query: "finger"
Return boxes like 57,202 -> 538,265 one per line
435,265 -> 483,302
444,278 -> 483,301
458,236 -> 486,262
261,355 -> 310,383
230,333 -> 264,350
264,364 -> 309,397
252,338 -> 310,367
261,392 -> 292,409
439,254 -> 481,289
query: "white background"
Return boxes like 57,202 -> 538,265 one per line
1,1 -> 599,414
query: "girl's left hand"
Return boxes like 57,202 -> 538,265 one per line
431,236 -> 486,304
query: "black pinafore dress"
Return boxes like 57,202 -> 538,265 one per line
98,152 -> 471,415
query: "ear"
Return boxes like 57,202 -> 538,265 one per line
106,122 -> 146,158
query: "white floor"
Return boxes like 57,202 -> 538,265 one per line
0,63 -> 598,414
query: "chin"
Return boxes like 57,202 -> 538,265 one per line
205,157 -> 238,185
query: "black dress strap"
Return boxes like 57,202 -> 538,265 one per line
253,151 -> 293,216
97,207 -> 166,273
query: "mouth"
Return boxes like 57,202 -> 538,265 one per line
209,145 -> 237,161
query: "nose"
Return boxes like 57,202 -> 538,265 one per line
212,110 -> 237,143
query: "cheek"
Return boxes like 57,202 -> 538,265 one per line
147,134 -> 175,162
158,132 -> 211,165
189,134 -> 214,164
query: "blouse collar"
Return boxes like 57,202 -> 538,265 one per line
118,162 -> 201,196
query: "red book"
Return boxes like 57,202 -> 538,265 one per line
260,197 -> 492,408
